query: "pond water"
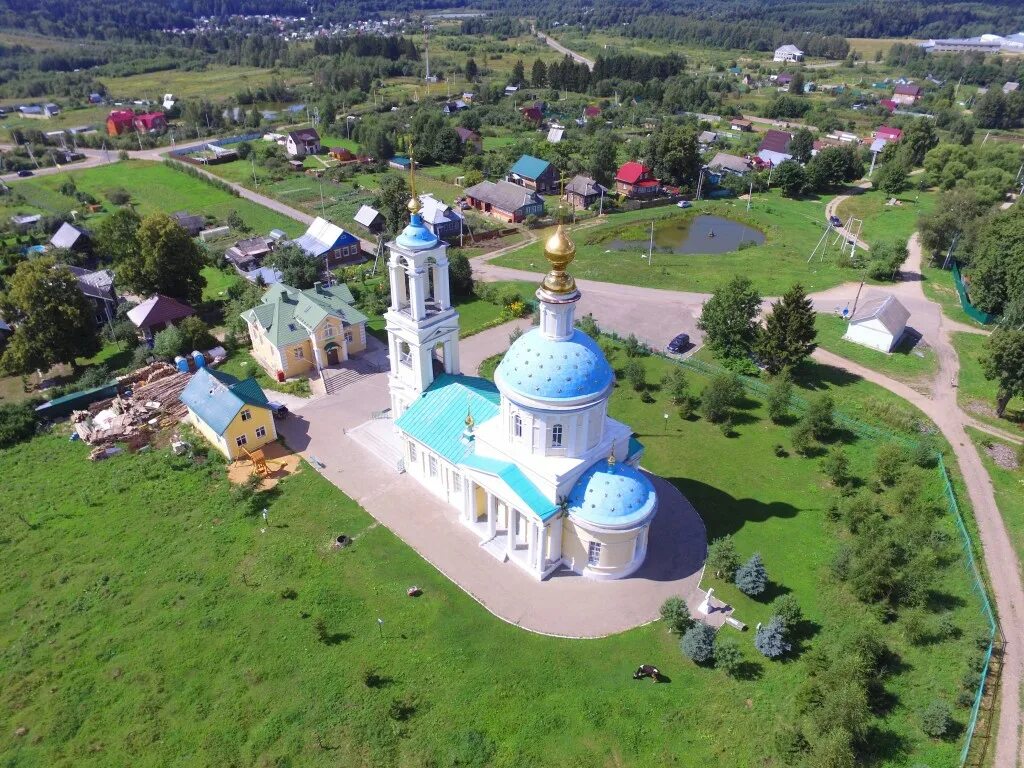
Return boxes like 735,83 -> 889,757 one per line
608,214 -> 765,255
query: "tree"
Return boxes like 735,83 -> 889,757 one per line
789,128 -> 814,164
707,535 -> 740,578
589,130 -> 618,187
448,252 -> 473,298
821,445 -> 852,488
981,330 -> 1024,417
660,596 -> 695,635
152,324 -> 185,359
875,160 -> 908,196
698,275 -> 762,362
767,371 -> 793,423
714,638 -> 744,676
701,371 -> 742,423
769,594 -> 803,632
788,71 -> 805,97
874,442 -> 908,486
374,174 -> 412,234
265,243 -> 322,289
680,623 -> 716,664
511,59 -> 525,86
802,393 -> 835,440
117,213 -> 205,304
754,283 -> 816,374
735,553 -> 768,596
576,313 -> 600,339
465,58 -> 479,81
0,258 -> 100,375
920,700 -> 954,739
94,206 -> 141,266
645,120 -> 702,188
432,126 -> 464,164
754,616 -> 791,658
918,187 -> 988,259
866,238 -> 909,281
899,119 -> 939,167
664,366 -> 690,405
531,58 -> 548,87
774,160 -> 807,198
624,359 -> 647,392
962,206 -> 1024,316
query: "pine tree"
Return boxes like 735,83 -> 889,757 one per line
531,58 -> 547,87
735,553 -> 768,596
755,616 -> 791,658
511,59 -> 525,86
465,58 -> 478,81
755,283 -> 817,374
681,623 -> 716,664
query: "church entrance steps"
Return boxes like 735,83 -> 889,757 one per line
481,534 -> 509,562
347,418 -> 404,472
322,366 -> 363,394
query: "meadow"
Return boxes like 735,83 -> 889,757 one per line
952,332 -> 1024,431
98,66 -> 308,103
0,342 -> 988,767
834,188 -> 936,248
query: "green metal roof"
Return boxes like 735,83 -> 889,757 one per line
394,375 -> 500,465
460,454 -> 559,521
240,282 -> 367,348
510,154 -> 551,181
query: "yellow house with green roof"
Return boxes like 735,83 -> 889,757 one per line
240,282 -> 368,380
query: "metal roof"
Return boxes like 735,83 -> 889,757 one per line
394,375 -> 500,465
495,328 -> 614,403
291,217 -> 358,258
67,266 -> 115,301
565,175 -> 605,197
180,367 -> 270,436
354,205 -> 382,228
240,282 -> 365,348
708,152 -> 750,174
567,461 -> 657,528
49,222 -> 88,250
510,154 -> 551,180
461,454 -> 559,521
849,293 -> 910,335
127,294 -> 195,330
464,180 -> 543,213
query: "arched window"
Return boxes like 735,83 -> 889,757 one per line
551,424 -> 563,448
513,413 -> 522,438
399,341 -> 412,366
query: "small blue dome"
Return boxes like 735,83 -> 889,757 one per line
495,328 -> 613,402
567,461 -> 657,528
396,212 -> 439,250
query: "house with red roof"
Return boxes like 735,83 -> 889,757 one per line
133,112 -> 167,134
520,106 -> 543,126
875,126 -> 903,143
127,294 -> 195,343
455,127 -> 483,154
615,162 -> 662,199
583,105 -> 601,121
879,98 -> 897,113
892,84 -> 922,105
756,129 -> 794,166
106,109 -> 135,136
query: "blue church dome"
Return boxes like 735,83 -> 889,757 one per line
567,460 -> 657,528
396,212 -> 439,250
495,328 -> 613,402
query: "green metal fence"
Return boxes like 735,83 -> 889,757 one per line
951,263 -> 998,325
672,354 -> 999,766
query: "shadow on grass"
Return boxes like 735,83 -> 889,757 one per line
859,726 -> 912,766
668,478 -> 799,541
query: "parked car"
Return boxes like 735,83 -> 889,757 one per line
829,215 -> 842,227
267,401 -> 289,419
667,333 -> 691,353
17,169 -> 33,177
676,200 -> 692,209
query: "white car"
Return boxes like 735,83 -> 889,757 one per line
676,200 -> 692,208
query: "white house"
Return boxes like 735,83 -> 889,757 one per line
774,44 -> 804,62
843,294 -> 910,352
285,128 -> 321,157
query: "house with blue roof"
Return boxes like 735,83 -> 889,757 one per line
180,367 -> 277,459
384,168 -> 661,582
509,154 -> 559,195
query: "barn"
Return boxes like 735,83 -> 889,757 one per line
843,294 -> 910,353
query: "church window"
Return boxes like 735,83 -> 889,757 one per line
429,455 -> 438,477
324,325 -> 334,338
399,342 -> 412,366
409,443 -> 417,461
513,414 -> 522,438
551,424 -> 563,448
587,541 -> 602,566
453,473 -> 463,492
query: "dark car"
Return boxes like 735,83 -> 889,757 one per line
267,401 -> 289,419
829,215 -> 842,227
16,169 -> 33,177
667,333 -> 690,353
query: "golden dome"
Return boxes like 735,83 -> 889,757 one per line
407,195 -> 421,215
541,224 -> 578,294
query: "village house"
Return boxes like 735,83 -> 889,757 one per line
10,214 -> 41,233
874,126 -> 903,143
291,217 -> 363,269
354,205 -> 386,234
564,175 -> 606,210
464,180 -> 545,223
417,194 -> 465,242
730,117 -> 753,132
172,211 -> 206,237
615,162 -> 661,199
773,44 -> 804,62
455,126 -> 483,154
133,112 -> 167,134
442,99 -> 469,115
707,152 -> 752,182
127,294 -> 196,343
180,367 -> 278,460
286,128 -> 321,157
520,105 -> 544,127
106,110 -> 136,136
49,222 -> 91,255
509,154 -> 558,195
67,266 -> 118,327
328,147 -> 356,162
892,84 -> 923,105
241,282 -> 369,380
756,129 -> 794,166
225,236 -> 275,274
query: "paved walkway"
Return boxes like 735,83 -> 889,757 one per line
276,322 -> 708,638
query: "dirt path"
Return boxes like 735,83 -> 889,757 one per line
824,180 -> 872,251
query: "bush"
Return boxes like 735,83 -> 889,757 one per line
735,553 -> 768,597
0,403 -> 36,448
663,367 -> 690,405
659,596 -> 694,635
754,616 -> 791,658
821,445 -> 851,488
766,371 -> 793,423
791,420 -> 815,456
680,623 -> 717,664
874,442 -> 908,486
911,436 -> 939,469
707,535 -> 740,578
677,394 -> 700,420
701,371 -> 743,424
623,360 -> 646,392
576,313 -> 600,339
623,333 -> 648,358
106,187 -> 131,205
714,638 -> 744,676
769,594 -> 803,632
920,700 -> 954,738
803,393 -> 835,440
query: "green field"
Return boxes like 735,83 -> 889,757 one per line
952,332 -> 1024,431
835,188 -> 936,248
99,66 -> 307,102
1,104 -> 111,131
0,340 -> 986,767
1,161 -> 304,237
492,191 -> 860,295
814,312 -> 938,387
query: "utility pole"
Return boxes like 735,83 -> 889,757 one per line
747,178 -> 754,211
598,186 -> 604,216
251,155 -> 259,189
648,221 -> 654,267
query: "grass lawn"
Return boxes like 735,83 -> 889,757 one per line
491,191 -> 866,295
814,312 -> 938,388
834,187 -> 936,248
0,339 -> 985,766
0,161 -> 304,238
99,65 -> 307,102
968,428 -> 1024,564
952,332 -> 1024,432
218,350 -> 311,397
201,265 -> 243,303
919,259 -> 989,329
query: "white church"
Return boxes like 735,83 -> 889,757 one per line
383,189 -> 658,580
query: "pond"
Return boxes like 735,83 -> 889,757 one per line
608,214 -> 765,255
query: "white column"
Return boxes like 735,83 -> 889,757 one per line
434,259 -> 451,309
535,523 -> 546,574
464,481 -> 475,522
341,327 -> 350,361
549,516 -> 563,563
506,508 -> 516,556
487,493 -> 497,537
310,334 -> 324,372
409,266 -> 427,320
446,337 -> 460,375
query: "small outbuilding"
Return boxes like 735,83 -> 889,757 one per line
843,294 -> 910,352
180,367 -> 277,460
127,294 -> 196,342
